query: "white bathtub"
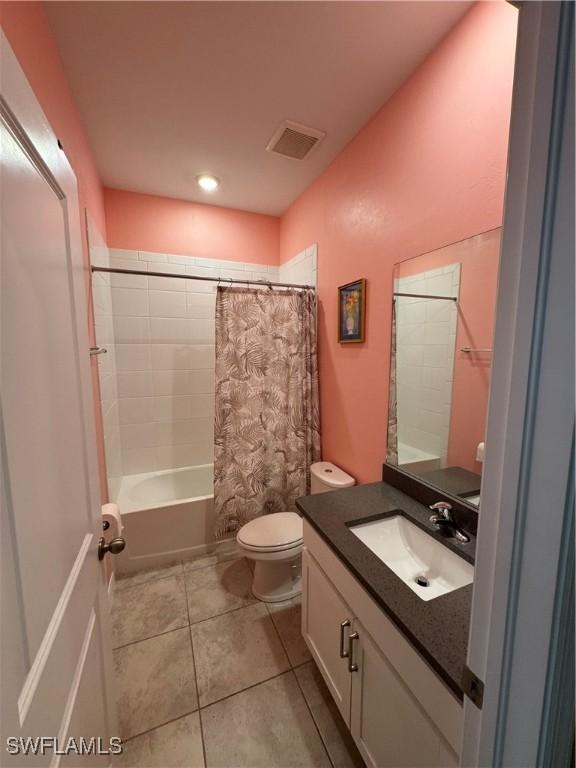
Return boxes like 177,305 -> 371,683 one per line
112,464 -> 231,575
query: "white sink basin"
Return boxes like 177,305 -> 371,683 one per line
349,515 -> 473,601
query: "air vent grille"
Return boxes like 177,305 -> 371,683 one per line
266,121 -> 326,160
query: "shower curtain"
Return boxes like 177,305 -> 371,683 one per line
214,286 -> 321,538
386,299 -> 398,464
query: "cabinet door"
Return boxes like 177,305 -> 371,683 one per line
301,549 -> 354,724
350,621 -> 458,768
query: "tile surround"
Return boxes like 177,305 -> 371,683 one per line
88,216 -> 122,496
278,244 -> 317,288
93,249 -> 276,479
93,246 -> 317,482
395,264 -> 460,468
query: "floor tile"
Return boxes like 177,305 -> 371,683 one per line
112,575 -> 188,648
182,543 -> 240,574
115,713 -> 204,768
184,558 -> 255,623
295,661 -> 365,768
201,671 -> 331,768
114,628 -> 198,740
191,602 -> 290,706
267,596 -> 312,667
115,561 -> 183,592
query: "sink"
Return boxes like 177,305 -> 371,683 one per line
349,515 -> 473,601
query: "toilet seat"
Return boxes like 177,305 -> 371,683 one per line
237,512 -> 303,552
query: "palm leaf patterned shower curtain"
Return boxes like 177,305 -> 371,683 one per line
214,286 -> 321,538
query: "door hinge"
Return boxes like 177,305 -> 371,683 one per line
462,665 -> 484,709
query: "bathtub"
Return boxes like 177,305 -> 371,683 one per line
112,464 -> 232,575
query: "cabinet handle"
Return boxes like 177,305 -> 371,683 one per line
339,620 -> 351,658
348,631 -> 359,672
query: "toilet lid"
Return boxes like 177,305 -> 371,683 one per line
237,512 -> 303,550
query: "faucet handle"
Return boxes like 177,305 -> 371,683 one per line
429,501 -> 470,543
429,501 -> 453,520
430,501 -> 452,510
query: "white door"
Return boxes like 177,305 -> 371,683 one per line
349,619 -> 458,768
301,549 -> 353,724
0,33 -> 117,766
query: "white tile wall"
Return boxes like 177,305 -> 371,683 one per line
100,248 -> 280,476
88,215 -> 123,499
395,263 -> 460,467
278,244 -> 318,288
93,243 -> 320,481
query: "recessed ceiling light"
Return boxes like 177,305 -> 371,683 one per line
196,174 -> 220,192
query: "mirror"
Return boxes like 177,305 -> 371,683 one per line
386,228 -> 501,508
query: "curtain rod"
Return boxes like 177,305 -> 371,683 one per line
393,292 -> 458,302
91,266 -> 315,291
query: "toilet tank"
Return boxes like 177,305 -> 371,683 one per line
310,462 -> 355,494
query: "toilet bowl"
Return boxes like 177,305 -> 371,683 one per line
237,462 -> 355,602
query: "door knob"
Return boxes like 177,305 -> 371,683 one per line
98,536 -> 125,561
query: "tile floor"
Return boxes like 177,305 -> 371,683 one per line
112,553 -> 365,768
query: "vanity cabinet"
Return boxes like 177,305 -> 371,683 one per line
302,521 -> 461,768
301,547 -> 353,722
349,618 -> 458,768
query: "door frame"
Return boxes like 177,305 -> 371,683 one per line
461,2 -> 574,766
0,29 -> 118,750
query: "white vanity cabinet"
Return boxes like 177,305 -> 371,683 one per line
301,521 -> 462,768
301,546 -> 353,722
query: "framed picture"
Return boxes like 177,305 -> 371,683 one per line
338,279 -> 366,343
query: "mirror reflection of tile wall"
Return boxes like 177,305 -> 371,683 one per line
395,264 -> 460,473
388,228 -> 502,506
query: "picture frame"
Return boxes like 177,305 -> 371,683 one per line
338,279 -> 366,343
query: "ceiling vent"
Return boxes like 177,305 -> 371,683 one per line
266,120 -> 326,160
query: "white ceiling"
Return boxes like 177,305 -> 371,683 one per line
46,1 -> 472,216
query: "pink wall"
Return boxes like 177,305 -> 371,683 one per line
104,188 -> 280,265
396,228 -> 501,473
1,1 -> 109,500
279,1 -> 517,484
1,0 -> 517,494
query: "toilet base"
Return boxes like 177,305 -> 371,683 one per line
250,554 -> 302,603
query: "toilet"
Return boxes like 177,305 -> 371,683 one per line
237,461 -> 355,602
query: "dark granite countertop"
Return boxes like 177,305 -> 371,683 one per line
296,481 -> 476,701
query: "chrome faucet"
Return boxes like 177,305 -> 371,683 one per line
429,501 -> 470,543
